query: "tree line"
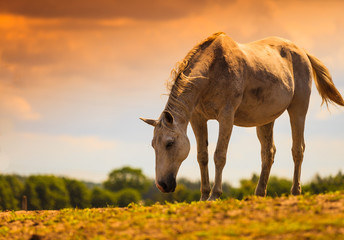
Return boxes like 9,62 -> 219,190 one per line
0,167 -> 343,210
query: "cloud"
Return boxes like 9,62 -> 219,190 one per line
59,135 -> 117,151
1,43 -> 61,66
0,0 -> 234,20
0,83 -> 40,120
1,0 -> 343,135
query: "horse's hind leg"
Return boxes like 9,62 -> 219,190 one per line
191,114 -> 210,201
287,106 -> 308,195
287,54 -> 311,195
255,121 -> 276,196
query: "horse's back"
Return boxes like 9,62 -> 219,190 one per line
241,36 -> 312,83
233,37 -> 312,127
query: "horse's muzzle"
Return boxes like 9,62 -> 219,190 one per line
156,174 -> 176,193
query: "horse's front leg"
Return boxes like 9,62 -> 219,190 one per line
191,114 -> 210,201
208,110 -> 234,200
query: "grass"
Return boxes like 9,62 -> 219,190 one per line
0,191 -> 343,239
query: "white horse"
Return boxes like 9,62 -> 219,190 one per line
141,32 -> 344,200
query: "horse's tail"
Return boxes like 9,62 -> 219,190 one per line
306,52 -> 344,107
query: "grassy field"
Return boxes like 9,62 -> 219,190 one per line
0,191 -> 343,240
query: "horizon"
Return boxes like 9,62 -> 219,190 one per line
1,167 -> 342,188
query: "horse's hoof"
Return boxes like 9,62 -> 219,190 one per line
291,187 -> 302,195
200,196 -> 209,201
207,193 -> 221,201
254,188 -> 267,197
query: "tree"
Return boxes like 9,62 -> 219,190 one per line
234,174 -> 259,199
177,178 -> 200,191
220,182 -> 236,199
267,176 -> 292,197
91,187 -> 117,208
303,171 -> 344,194
64,178 -> 91,208
5,175 -> 24,202
103,167 -> 150,194
0,175 -> 18,210
115,188 -> 141,207
23,177 -> 41,210
23,175 -> 70,210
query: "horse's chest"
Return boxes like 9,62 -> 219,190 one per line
195,100 -> 221,120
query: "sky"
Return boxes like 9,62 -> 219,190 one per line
0,0 -> 343,187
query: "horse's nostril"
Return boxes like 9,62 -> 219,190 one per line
158,181 -> 168,191
157,174 -> 176,193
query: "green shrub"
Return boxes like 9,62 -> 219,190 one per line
91,187 -> 116,208
0,176 -> 19,210
64,178 -> 91,208
115,188 -> 141,207
104,167 -> 151,194
23,175 -> 70,210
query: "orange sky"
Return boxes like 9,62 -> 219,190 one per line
1,0 -> 344,125
0,0 -> 343,183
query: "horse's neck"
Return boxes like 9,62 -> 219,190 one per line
165,75 -> 208,129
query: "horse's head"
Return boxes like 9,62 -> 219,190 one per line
140,111 -> 190,193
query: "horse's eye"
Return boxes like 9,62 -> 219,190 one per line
166,141 -> 174,149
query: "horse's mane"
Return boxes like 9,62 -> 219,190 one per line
164,32 -> 225,119
166,32 -> 225,93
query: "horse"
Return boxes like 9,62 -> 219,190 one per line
140,32 -> 344,200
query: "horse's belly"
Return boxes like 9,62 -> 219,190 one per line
234,85 -> 293,127
234,108 -> 286,127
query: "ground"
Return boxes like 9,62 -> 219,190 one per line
0,191 -> 343,240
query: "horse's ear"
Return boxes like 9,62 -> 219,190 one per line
140,117 -> 158,127
163,111 -> 174,125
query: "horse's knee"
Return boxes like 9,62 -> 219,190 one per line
292,144 -> 305,163
261,144 -> 276,165
197,151 -> 208,166
214,150 -> 226,168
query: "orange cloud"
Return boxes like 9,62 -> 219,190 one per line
0,0 -> 234,20
0,83 -> 40,120
0,0 -> 343,114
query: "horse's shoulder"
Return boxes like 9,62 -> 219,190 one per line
211,33 -> 240,49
